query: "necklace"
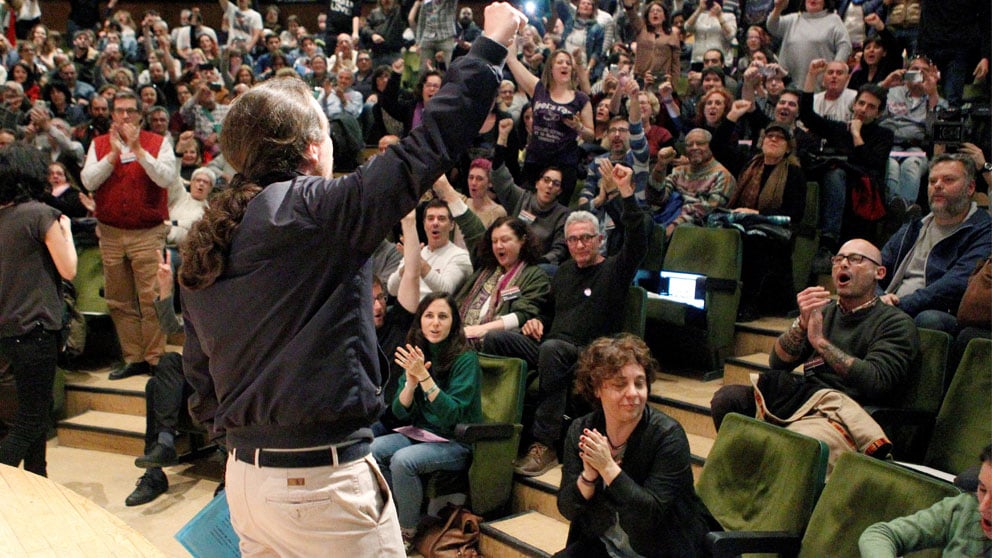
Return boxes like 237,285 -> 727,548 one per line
608,435 -> 628,451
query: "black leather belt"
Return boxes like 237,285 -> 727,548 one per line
232,441 -> 370,468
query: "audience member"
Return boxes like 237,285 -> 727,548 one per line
729,123 -> 808,319
80,91 -> 177,381
686,4 -> 737,76
621,0 -> 681,83
557,334 -> 716,558
386,198 -> 473,301
812,60 -> 856,122
125,251 -> 192,507
878,55 -> 946,207
410,0 -> 457,72
490,130 -> 570,268
505,44 -> 593,204
648,128 -> 737,238
879,153 -> 992,331
916,0 -> 990,108
484,163 -> 648,477
801,60 -> 892,268
711,238 -> 919,468
859,443 -> 992,556
767,0 -> 852,90
372,292 -> 482,550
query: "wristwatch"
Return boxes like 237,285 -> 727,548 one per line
983,162 -> 992,173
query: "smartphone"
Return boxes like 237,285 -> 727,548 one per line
904,70 -> 923,84
609,63 -> 619,76
759,65 -> 777,78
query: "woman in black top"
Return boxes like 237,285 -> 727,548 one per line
557,334 -> 715,558
0,144 -> 77,476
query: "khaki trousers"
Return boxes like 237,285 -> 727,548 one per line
226,454 -> 405,557
97,223 -> 168,365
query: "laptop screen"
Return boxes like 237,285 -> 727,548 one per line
656,271 -> 706,310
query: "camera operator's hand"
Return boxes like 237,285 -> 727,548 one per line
959,142 -> 988,170
974,58 -> 989,82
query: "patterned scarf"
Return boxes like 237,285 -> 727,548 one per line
729,154 -> 791,214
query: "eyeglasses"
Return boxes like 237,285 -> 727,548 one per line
607,126 -> 630,134
830,253 -> 881,266
113,107 -> 139,114
566,233 -> 598,245
374,293 -> 388,302
540,176 -> 562,188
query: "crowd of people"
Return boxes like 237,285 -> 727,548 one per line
0,0 -> 989,556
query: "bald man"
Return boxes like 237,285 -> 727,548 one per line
711,238 -> 920,430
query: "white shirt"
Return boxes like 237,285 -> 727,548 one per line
80,134 -> 177,192
813,88 -> 857,123
223,3 -> 262,48
386,241 -> 473,301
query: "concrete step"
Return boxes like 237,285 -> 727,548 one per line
512,467 -> 566,523
650,373 -> 720,442
481,510 -> 570,558
723,352 -> 770,386
57,410 -> 146,456
732,316 -> 791,356
63,369 -> 148,418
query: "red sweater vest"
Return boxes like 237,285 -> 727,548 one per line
92,131 -> 169,229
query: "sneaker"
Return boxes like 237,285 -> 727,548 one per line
108,361 -> 151,380
811,246 -> 835,275
125,469 -> 168,506
135,442 -> 179,468
513,442 -> 559,477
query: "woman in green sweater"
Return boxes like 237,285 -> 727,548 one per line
371,292 -> 482,548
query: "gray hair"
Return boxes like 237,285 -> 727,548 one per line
930,153 -> 977,184
191,167 -> 217,184
686,128 -> 713,143
565,210 -> 602,234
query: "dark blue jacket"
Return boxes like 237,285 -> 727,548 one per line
181,38 -> 505,450
879,207 -> 992,316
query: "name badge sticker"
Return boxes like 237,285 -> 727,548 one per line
518,210 -> 536,223
501,286 -> 522,301
120,150 -> 137,164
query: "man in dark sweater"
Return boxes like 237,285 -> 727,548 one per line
711,238 -> 920,433
483,163 -> 649,477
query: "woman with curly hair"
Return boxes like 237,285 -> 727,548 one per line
557,334 -> 715,558
693,86 -> 751,175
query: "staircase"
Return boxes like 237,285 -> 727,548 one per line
477,316 -> 792,557
55,317 -> 792,558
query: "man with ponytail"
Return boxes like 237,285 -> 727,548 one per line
177,4 -> 527,556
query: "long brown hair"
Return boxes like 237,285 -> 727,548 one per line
179,77 -> 326,290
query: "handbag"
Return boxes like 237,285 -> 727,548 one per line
956,257 -> 991,328
414,504 -> 483,558
850,174 -> 886,221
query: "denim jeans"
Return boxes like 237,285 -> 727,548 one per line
820,167 -> 848,241
0,328 -> 59,477
371,433 -> 470,529
886,150 -> 928,204
914,310 -> 960,334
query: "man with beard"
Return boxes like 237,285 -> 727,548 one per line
648,127 -> 737,238
452,7 -> 481,61
580,78 -> 648,254
878,154 -> 992,331
710,238 -> 919,464
71,95 -> 111,152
